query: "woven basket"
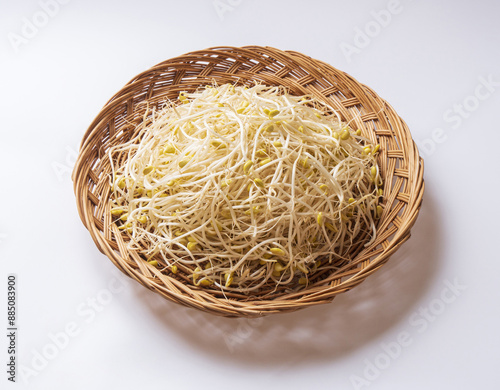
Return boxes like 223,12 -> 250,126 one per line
73,46 -> 424,318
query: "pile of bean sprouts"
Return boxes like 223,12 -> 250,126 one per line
108,83 -> 383,293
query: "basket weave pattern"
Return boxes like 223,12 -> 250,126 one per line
73,46 -> 424,317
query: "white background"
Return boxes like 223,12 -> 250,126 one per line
1,0 -> 499,389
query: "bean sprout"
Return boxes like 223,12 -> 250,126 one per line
108,83 -> 383,293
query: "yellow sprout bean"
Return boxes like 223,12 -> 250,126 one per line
244,206 -> 260,215
237,101 -> 250,113
270,248 -> 285,256
224,272 -> 233,288
274,263 -> 285,272
163,144 -> 176,154
340,129 -> 350,140
118,222 -> 132,230
210,140 -> 226,148
243,160 -> 253,173
179,158 -> 190,168
260,158 -> 271,166
187,242 -> 198,251
192,267 -> 201,282
297,263 -> 308,274
221,179 -> 232,188
254,178 -> 264,187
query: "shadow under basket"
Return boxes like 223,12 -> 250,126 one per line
72,46 -> 425,318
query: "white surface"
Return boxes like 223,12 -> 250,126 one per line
1,0 -> 499,388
